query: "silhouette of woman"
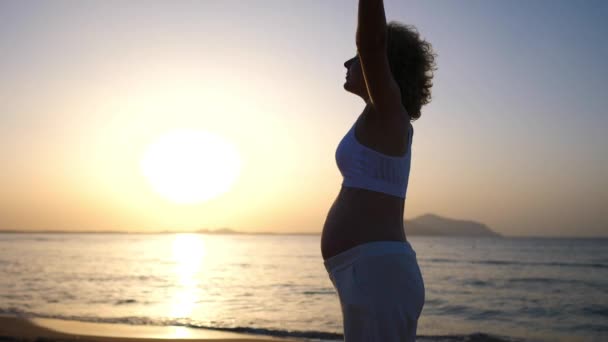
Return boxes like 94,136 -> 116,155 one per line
321,0 -> 436,341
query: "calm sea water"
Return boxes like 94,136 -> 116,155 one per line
0,233 -> 606,341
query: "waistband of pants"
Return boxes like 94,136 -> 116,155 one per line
323,240 -> 417,274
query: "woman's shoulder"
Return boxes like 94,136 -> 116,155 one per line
356,112 -> 411,157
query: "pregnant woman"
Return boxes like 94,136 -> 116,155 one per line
320,0 -> 436,341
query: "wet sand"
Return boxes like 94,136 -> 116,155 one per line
0,315 -> 296,342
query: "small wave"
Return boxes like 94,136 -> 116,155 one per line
114,299 -> 137,305
516,306 -> 560,318
582,304 -> 608,317
463,279 -> 493,287
186,324 -> 343,340
507,277 -> 601,289
434,304 -> 470,315
468,309 -> 504,321
424,258 -> 460,263
75,274 -> 166,283
424,298 -> 447,306
32,237 -> 52,241
507,277 -> 559,284
0,307 -> 27,316
430,305 -> 515,322
7,312 -> 161,326
0,235 -> 72,243
0,294 -> 33,301
570,323 -> 608,333
302,290 -> 335,295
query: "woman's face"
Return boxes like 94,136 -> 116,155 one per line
344,55 -> 369,101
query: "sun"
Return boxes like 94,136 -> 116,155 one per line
140,129 -> 241,204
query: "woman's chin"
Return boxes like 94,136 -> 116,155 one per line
343,82 -> 354,93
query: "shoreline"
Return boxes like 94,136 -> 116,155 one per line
0,315 -> 298,342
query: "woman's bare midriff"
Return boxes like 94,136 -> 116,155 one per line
321,186 -> 407,260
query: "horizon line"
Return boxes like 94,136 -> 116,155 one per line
1,229 -> 606,239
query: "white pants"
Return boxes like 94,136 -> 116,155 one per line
324,241 -> 425,342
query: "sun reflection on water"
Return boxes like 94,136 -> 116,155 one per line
170,234 -> 205,318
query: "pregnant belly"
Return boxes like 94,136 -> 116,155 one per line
321,187 -> 406,260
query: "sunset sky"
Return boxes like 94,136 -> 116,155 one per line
1,1 -> 606,237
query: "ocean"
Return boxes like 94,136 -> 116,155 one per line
0,233 -> 606,341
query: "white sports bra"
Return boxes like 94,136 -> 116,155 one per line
335,120 -> 413,198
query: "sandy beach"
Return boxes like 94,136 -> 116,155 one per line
0,316 -> 297,342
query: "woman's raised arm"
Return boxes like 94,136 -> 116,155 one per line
356,0 -> 406,118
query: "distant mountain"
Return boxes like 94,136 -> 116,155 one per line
404,214 -> 501,237
0,214 -> 500,237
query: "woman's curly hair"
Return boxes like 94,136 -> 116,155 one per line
386,22 -> 437,120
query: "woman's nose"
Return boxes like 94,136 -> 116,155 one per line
344,57 -> 355,68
